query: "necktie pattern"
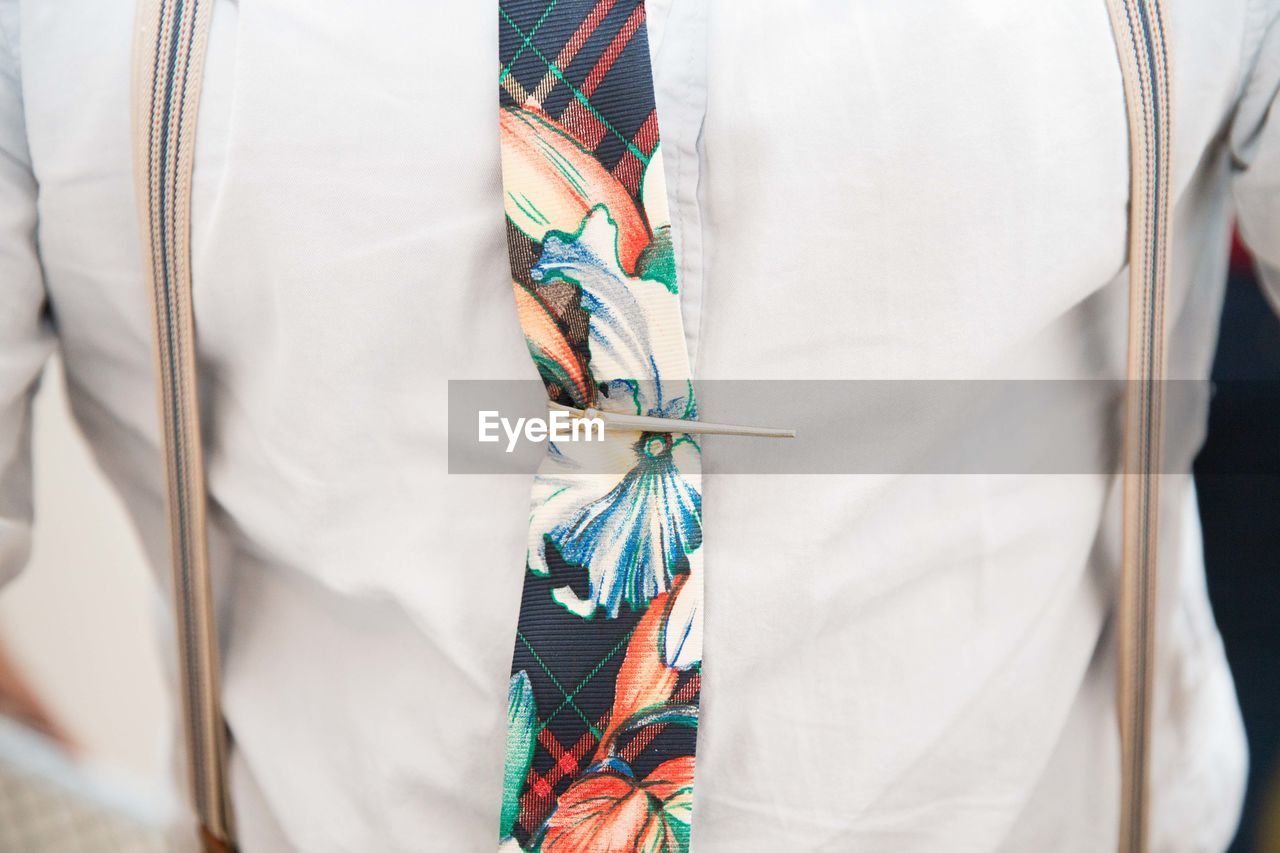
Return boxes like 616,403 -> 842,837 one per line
497,2 -> 703,851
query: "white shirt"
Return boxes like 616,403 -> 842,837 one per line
2,1 -> 1277,850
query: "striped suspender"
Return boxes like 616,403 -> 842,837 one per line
130,3 -> 1172,851
131,1 -> 232,851
1102,1 -> 1174,851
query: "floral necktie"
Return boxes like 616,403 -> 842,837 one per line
497,2 -> 703,851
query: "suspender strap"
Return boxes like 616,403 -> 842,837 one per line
130,1 -> 234,850
1103,1 -> 1174,851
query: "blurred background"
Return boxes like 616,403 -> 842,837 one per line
0,240 -> 1276,849
0,362 -> 173,848
1195,238 -> 1280,853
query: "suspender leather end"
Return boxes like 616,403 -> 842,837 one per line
200,825 -> 236,853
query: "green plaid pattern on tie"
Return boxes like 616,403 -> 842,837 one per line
497,2 -> 703,850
